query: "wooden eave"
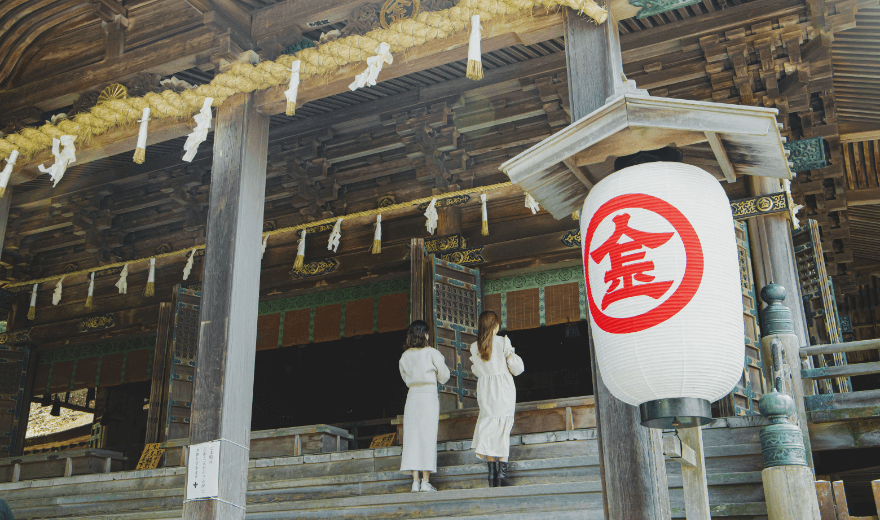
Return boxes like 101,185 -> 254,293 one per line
500,93 -> 792,219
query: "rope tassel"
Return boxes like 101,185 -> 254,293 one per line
145,258 -> 155,297
572,210 -> 580,221
293,229 -> 307,269
285,61 -> 301,116
328,218 -> 343,253
372,215 -> 382,254
183,249 -> 196,280
28,284 -> 37,320
467,15 -> 483,80
525,192 -> 540,214
481,193 -> 489,236
86,272 -> 94,308
425,198 -> 438,235
133,108 -> 151,164
0,150 -> 19,198
115,263 -> 129,294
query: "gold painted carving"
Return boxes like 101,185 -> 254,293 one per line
380,0 -> 420,28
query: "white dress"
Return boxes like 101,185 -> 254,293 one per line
470,336 -> 525,462
399,347 -> 451,473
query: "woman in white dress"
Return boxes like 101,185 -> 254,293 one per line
471,310 -> 524,487
399,320 -> 451,492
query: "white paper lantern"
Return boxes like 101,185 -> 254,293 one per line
581,162 -> 743,427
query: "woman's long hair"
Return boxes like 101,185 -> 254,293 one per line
477,311 -> 499,361
404,320 -> 430,350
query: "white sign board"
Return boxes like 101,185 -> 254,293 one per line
185,440 -> 221,500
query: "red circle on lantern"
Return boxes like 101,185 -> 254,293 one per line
584,193 -> 704,334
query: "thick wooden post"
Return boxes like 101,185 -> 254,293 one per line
749,176 -> 815,470
567,7 -> 670,519
182,91 -> 269,520
144,302 -> 174,445
410,238 -> 426,324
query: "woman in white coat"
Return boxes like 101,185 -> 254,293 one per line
470,310 -> 524,487
399,320 -> 451,492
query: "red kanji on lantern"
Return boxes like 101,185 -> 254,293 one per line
590,213 -> 675,310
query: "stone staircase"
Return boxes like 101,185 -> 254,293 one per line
0,417 -> 769,519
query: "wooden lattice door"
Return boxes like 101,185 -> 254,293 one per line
431,255 -> 482,412
164,285 -> 201,441
0,344 -> 30,457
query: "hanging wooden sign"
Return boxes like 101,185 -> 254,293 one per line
369,432 -> 397,448
136,443 -> 165,470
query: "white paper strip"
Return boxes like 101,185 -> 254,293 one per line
349,43 -> 393,91
183,249 -> 196,280
88,272 -> 95,298
328,218 -> 343,252
374,214 -> 382,243
182,98 -> 214,162
424,198 -> 439,235
52,276 -> 64,306
38,135 -> 77,187
261,234 -> 269,259
285,61 -> 301,114
115,263 -> 129,294
525,192 -> 540,214
296,229 -> 307,259
30,284 -> 38,307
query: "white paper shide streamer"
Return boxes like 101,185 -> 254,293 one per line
38,135 -> 77,187
183,98 -> 213,162
328,218 -> 343,253
133,108 -> 151,164
285,61 -> 301,116
425,198 -> 439,235
349,43 -> 393,91
467,15 -> 483,80
0,150 -> 19,198
581,163 -> 742,412
261,234 -> 269,259
294,229 -> 307,269
371,215 -> 382,254
481,193 -> 489,236
525,192 -> 540,214
86,272 -> 95,308
116,263 -> 129,294
52,276 -> 64,306
183,249 -> 196,280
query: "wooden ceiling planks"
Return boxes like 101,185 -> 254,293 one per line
832,3 -> 880,124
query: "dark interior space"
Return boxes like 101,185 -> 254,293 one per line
250,322 -> 595,434
814,447 -> 880,515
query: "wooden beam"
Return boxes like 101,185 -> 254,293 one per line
564,6 -> 670,520
0,27 -> 220,113
250,0 -> 373,43
182,89 -> 269,520
705,131 -> 737,183
848,187 -> 880,206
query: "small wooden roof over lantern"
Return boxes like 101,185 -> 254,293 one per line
500,85 -> 793,220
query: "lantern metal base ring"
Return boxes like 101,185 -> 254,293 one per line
639,397 -> 713,429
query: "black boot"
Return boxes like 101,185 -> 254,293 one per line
497,461 -> 510,487
487,461 -> 497,487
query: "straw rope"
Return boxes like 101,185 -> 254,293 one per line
0,0 -> 604,165
4,181 -> 515,288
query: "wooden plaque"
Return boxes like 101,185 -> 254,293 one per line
136,443 -> 165,470
369,432 -> 396,448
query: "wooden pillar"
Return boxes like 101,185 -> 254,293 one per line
566,9 -> 670,517
410,238 -> 427,324
182,91 -> 269,520
144,302 -> 174,445
749,176 -> 815,470
437,206 -> 462,235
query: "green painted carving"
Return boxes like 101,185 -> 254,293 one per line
37,335 -> 157,365
631,0 -> 703,18
484,266 -> 583,295
283,37 -> 315,56
784,137 -> 827,172
258,278 -> 408,315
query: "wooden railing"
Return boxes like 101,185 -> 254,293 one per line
801,338 -> 880,419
